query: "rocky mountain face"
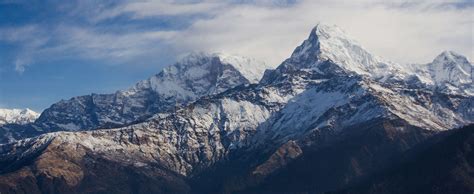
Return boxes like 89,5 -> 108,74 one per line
0,24 -> 472,194
0,53 -> 271,143
0,109 -> 39,126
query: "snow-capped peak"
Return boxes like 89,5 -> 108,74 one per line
429,51 -> 472,85
406,51 -> 473,95
0,108 -> 39,126
177,52 -> 271,83
434,50 -> 469,62
124,52 -> 271,99
288,23 -> 405,80
215,53 -> 272,83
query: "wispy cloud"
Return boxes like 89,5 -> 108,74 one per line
48,26 -> 178,62
14,58 -> 30,74
1,0 -> 472,74
93,1 -> 225,21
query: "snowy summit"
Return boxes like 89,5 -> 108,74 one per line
0,108 -> 39,126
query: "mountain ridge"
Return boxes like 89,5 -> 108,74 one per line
0,53 -> 272,143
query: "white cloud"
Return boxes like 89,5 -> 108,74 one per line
94,1 -> 225,21
14,58 -> 30,74
162,0 -> 473,65
0,25 -> 179,70
1,0 -> 472,73
0,25 -> 50,73
50,26 -> 178,61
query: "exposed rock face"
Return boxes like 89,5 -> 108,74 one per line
0,24 -> 472,194
252,140 -> 303,176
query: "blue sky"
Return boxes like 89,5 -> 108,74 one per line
0,0 -> 472,112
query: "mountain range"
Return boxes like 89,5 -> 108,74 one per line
0,109 -> 39,126
0,53 -> 271,143
0,24 -> 472,194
